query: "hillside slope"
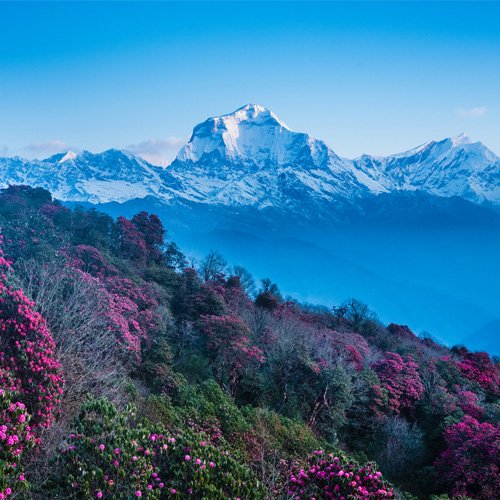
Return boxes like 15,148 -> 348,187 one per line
0,185 -> 498,499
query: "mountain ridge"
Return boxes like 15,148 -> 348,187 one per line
1,104 -> 499,211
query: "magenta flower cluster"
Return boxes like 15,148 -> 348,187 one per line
435,416 -> 500,499
373,352 -> 423,414
288,451 -> 394,499
0,236 -> 63,496
0,384 -> 33,498
0,238 -> 63,432
72,266 -> 162,363
456,351 -> 500,395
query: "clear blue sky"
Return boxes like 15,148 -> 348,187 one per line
1,1 -> 499,165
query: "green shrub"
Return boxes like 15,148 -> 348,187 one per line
46,398 -> 263,499
175,380 -> 249,438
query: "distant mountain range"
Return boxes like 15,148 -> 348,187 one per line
1,104 -> 499,223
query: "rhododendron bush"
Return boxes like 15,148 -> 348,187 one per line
435,416 -> 500,499
0,379 -> 33,498
0,241 -> 63,431
68,244 -> 119,277
373,352 -> 423,414
200,314 -> 265,395
51,398 -> 168,499
51,398 -> 264,499
287,450 -> 394,499
456,389 -> 484,419
456,351 -> 500,396
63,247 -> 165,361
59,248 -> 165,363
117,212 -> 165,267
0,238 -> 63,497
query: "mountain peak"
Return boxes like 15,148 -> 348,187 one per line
451,132 -> 473,147
42,150 -> 78,164
234,103 -> 268,115
401,133 -> 477,157
221,103 -> 291,131
58,150 -> 77,163
175,104 -> 300,164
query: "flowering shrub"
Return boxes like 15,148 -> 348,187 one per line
311,326 -> 370,372
346,345 -> 363,371
118,216 -> 149,266
68,270 -> 162,363
106,278 -> 158,311
68,245 -> 118,277
200,315 -> 265,395
435,416 -> 500,499
0,379 -> 33,498
0,239 -> 63,431
456,351 -> 500,396
157,430 -> 265,498
104,277 -> 162,359
40,201 -> 70,220
51,398 -> 166,498
131,212 -> 165,264
287,450 -> 394,499
51,398 -> 264,499
223,275 -> 253,312
170,268 -> 227,320
118,212 -> 165,267
373,352 -> 423,414
456,389 -> 483,419
0,237 -> 63,496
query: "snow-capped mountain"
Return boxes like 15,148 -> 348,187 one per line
1,104 -> 499,214
0,149 -> 171,203
166,104 -> 369,210
352,133 -> 500,205
166,104 -> 500,209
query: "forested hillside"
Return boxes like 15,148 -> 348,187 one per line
1,185 -> 498,499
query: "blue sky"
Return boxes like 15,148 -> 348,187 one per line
1,1 -> 499,165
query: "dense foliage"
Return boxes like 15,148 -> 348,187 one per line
0,239 -> 63,432
434,416 -> 499,499
49,398 -> 263,499
0,186 -> 498,499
